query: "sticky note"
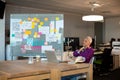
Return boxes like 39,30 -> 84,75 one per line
34,35 -> 37,38
38,25 -> 42,28
28,17 -> 31,21
33,17 -> 37,21
32,22 -> 35,28
54,28 -> 57,32
56,17 -> 59,21
37,35 -> 40,38
32,22 -> 35,25
25,30 -> 31,35
38,32 -> 42,35
34,32 -> 37,35
36,19 -> 40,22
50,29 -> 54,32
40,22 -> 44,26
44,17 -> 48,21
32,25 -> 35,29
19,21 -> 23,24
44,42 -> 48,45
12,34 -> 15,37
33,32 -> 38,38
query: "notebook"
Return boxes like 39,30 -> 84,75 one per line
45,50 -> 68,63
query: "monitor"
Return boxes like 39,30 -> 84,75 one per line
64,37 -> 79,51
0,0 -> 6,19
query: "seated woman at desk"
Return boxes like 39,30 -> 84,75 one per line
62,36 -> 94,80
73,36 -> 94,63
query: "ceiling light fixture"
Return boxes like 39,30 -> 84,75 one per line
82,15 -> 103,21
82,1 -> 104,21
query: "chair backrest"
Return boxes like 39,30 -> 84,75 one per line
102,48 -> 113,67
103,48 -> 112,56
89,57 -> 94,64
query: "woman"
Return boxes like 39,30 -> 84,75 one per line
62,36 -> 94,80
73,36 -> 94,63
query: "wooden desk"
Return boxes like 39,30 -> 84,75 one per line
0,60 -> 92,80
0,73 -> 7,80
112,55 -> 120,70
94,51 -> 103,55
111,49 -> 120,70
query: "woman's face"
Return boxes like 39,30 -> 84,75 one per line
83,38 -> 90,47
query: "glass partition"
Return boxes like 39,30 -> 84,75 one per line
10,14 -> 64,59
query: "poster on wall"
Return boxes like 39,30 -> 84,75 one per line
10,14 -> 64,57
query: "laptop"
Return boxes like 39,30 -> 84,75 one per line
45,50 -> 67,63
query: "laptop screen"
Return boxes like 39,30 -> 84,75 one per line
45,51 -> 59,63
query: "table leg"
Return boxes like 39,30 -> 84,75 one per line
50,69 -> 61,80
0,74 -> 7,80
86,64 -> 93,80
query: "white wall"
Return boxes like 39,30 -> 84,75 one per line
105,17 -> 120,43
0,15 -> 5,60
5,4 -> 94,45
64,14 -> 94,44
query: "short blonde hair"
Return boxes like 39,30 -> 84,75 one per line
86,36 -> 92,44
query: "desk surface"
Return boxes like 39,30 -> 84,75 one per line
94,51 -> 103,55
0,60 -> 90,80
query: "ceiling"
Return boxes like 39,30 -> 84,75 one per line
6,0 -> 120,18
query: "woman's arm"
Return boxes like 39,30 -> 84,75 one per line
73,47 -> 84,57
79,49 -> 94,63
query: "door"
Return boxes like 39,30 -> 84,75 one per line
94,22 -> 104,46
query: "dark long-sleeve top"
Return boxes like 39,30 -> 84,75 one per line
73,47 -> 94,63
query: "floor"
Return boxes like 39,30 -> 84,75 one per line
93,68 -> 120,80
79,68 -> 120,80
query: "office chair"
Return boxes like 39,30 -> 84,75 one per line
89,57 -> 95,64
94,48 -> 113,75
